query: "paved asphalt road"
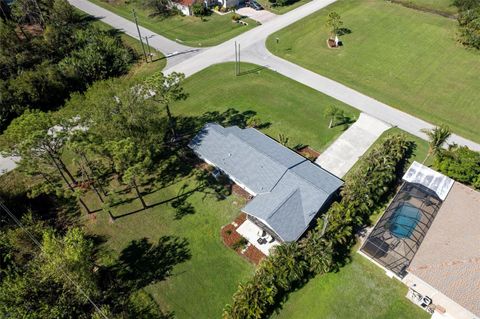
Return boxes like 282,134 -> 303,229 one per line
67,0 -> 480,152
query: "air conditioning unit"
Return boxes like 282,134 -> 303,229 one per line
420,296 -> 432,308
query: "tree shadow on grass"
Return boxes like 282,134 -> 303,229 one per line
115,236 -> 191,289
104,108 -> 270,219
171,184 -> 196,219
100,236 -> 190,317
237,66 -> 268,76
337,27 -> 352,36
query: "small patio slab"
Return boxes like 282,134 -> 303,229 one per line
237,219 -> 280,256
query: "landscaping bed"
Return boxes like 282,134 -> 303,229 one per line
296,145 -> 320,161
232,184 -> 253,200
256,0 -> 312,14
221,213 -> 266,265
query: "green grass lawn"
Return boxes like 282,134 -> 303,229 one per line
82,62 -> 358,318
271,254 -> 429,319
267,0 -> 480,143
82,63 -> 431,318
85,174 -> 254,318
174,63 -> 359,152
256,0 -> 311,14
87,0 -> 256,47
396,0 -> 458,15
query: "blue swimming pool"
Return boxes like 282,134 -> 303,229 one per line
389,204 -> 421,238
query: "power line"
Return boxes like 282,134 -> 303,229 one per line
0,199 -> 109,319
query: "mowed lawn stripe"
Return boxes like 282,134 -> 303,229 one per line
267,0 -> 480,143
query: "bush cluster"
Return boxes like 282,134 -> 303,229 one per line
454,0 -> 480,49
223,134 -> 413,319
434,144 -> 480,189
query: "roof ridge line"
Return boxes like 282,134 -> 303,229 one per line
230,126 -> 305,168
267,187 -> 303,221
289,161 -> 333,194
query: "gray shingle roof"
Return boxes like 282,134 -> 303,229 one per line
189,123 -> 343,242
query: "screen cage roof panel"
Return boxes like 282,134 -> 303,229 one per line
402,161 -> 454,200
360,182 -> 443,278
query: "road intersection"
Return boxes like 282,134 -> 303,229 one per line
49,0 -> 480,153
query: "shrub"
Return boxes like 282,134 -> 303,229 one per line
232,13 -> 242,21
246,116 -> 262,128
143,0 -> 171,17
434,144 -> 480,189
454,0 -> 480,49
232,238 -> 248,250
192,2 -> 209,17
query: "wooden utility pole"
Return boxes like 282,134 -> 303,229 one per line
145,36 -> 153,62
234,41 -> 241,76
133,9 -> 148,62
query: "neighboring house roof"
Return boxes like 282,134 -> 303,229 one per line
188,123 -> 343,242
173,0 -> 196,6
407,182 -> 480,317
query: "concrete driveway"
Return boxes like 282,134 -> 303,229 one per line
315,113 -> 391,178
236,7 -> 277,24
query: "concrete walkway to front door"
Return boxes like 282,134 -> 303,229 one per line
315,113 -> 391,178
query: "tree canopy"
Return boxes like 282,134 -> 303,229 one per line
325,11 -> 343,36
0,0 -> 134,132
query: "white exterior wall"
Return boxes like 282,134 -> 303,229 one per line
172,3 -> 192,15
403,273 -> 479,319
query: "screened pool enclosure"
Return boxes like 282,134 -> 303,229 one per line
360,182 -> 442,277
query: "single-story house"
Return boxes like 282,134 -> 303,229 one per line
359,162 -> 480,319
172,0 -> 237,15
189,123 -> 343,244
172,0 -> 196,16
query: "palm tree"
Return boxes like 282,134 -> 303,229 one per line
278,134 -> 289,147
421,125 -> 451,164
323,105 -> 339,128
